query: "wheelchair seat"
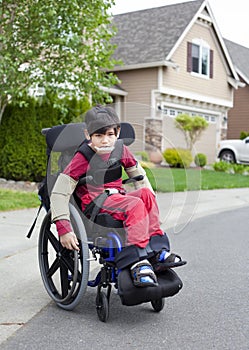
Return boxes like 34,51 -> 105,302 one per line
94,213 -> 123,228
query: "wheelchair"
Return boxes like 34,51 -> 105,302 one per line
34,121 -> 184,322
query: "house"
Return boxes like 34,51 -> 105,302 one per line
108,0 -> 244,163
224,39 -> 249,139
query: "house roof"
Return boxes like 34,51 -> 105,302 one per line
224,39 -> 249,84
111,0 -> 241,86
111,0 -> 204,67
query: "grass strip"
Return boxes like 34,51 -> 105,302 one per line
1,168 -> 249,211
0,189 -> 40,211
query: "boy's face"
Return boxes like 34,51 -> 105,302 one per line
90,127 -> 119,153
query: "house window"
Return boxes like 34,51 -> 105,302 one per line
187,40 -> 213,78
163,107 -> 168,114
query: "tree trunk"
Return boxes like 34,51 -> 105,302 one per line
0,96 -> 8,124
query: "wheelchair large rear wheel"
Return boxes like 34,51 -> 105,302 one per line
38,203 -> 89,310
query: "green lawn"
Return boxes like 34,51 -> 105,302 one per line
0,189 -> 40,211
1,167 -> 249,211
146,167 -> 249,192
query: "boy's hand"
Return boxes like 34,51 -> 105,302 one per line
60,232 -> 80,251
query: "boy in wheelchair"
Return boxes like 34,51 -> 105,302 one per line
51,105 -> 185,288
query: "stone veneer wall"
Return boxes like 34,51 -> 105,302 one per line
145,119 -> 162,150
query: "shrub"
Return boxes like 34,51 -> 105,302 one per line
240,131 -> 249,140
213,161 -> 231,172
232,164 -> 246,174
163,148 -> 193,168
243,166 -> 249,175
194,153 -> 207,167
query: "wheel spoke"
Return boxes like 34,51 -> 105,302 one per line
60,252 -> 82,283
45,227 -> 60,252
46,257 -> 60,278
60,255 -> 74,273
60,261 -> 70,298
38,207 -> 89,309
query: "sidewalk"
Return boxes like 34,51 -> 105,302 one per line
1,188 -> 249,344
157,187 -> 249,232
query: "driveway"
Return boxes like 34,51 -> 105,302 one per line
1,188 -> 249,347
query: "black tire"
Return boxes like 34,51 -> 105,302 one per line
96,291 -> 109,322
151,298 -> 165,312
38,203 -> 89,310
220,150 -> 235,163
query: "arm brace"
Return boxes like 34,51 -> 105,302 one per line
50,173 -> 78,222
125,162 -> 155,195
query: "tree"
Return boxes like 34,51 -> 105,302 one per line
0,0 -> 119,123
175,114 -> 208,151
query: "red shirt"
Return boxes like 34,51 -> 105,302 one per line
56,143 -> 137,236
63,143 -> 137,211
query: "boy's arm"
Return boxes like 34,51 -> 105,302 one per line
51,173 -> 80,250
50,173 -> 78,221
125,162 -> 155,195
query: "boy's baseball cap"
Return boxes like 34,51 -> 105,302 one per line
85,105 -> 120,135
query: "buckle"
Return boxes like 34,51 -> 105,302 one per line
105,188 -> 119,195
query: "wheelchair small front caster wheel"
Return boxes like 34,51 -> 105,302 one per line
151,298 -> 165,312
96,291 -> 109,322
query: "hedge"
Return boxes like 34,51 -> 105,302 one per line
0,95 -> 90,182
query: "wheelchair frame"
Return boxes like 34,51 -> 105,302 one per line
36,122 -> 181,322
38,203 -> 166,322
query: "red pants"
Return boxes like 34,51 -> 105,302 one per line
100,188 -> 163,248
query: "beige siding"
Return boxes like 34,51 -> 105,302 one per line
164,22 -> 233,102
116,68 -> 158,104
115,68 -> 158,152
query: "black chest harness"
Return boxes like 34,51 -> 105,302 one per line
77,139 -> 124,185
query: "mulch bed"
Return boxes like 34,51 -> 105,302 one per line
0,178 -> 39,193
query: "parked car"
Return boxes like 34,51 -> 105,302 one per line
217,137 -> 249,164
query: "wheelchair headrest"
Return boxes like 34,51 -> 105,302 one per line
43,122 -> 135,153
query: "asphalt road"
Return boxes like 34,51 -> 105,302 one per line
1,189 -> 249,349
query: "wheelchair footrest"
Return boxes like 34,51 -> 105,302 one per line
117,268 -> 183,306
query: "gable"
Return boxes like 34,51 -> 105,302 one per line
112,0 -> 204,67
111,0 -> 239,85
164,22 -> 234,102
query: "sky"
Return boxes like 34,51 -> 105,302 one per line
111,0 -> 249,48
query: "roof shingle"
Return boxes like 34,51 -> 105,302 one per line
224,39 -> 249,81
112,0 -> 204,66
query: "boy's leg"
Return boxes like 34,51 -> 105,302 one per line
128,188 -> 186,268
127,187 -> 163,237
100,193 -> 150,247
101,193 -> 158,286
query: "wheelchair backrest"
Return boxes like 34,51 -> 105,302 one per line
43,122 -> 135,156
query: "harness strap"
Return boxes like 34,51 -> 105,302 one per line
77,140 -> 123,185
26,203 -> 43,239
89,192 -> 109,223
78,139 -> 123,165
